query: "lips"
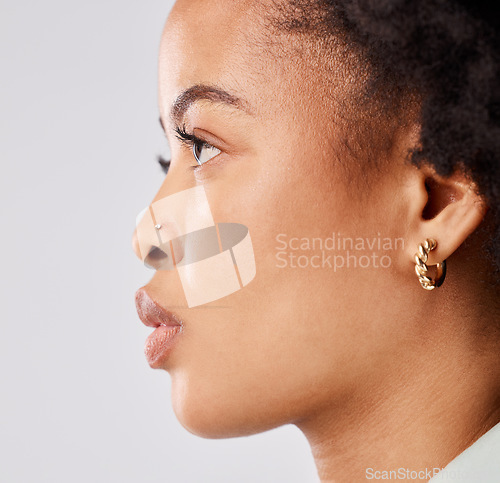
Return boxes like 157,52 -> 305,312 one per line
135,288 -> 183,368
135,288 -> 182,329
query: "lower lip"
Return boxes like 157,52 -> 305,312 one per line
144,325 -> 182,368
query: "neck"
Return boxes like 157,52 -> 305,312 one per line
297,311 -> 500,482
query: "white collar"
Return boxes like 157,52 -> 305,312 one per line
429,421 -> 500,482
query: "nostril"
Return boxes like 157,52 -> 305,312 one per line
144,244 -> 173,270
147,245 -> 169,261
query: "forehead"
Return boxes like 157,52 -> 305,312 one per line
158,0 -> 269,115
157,0 -> 359,148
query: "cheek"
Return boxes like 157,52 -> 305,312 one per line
168,151 -> 383,436
169,271 -> 379,439
203,142 -> 363,323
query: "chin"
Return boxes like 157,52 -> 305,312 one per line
169,374 -> 285,439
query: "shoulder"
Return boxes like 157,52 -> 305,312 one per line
429,422 -> 500,482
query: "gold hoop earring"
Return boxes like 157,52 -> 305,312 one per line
414,238 -> 447,290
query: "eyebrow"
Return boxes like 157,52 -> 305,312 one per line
160,84 -> 249,130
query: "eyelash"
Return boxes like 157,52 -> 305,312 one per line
174,124 -> 202,147
157,124 -> 216,174
157,155 -> 171,174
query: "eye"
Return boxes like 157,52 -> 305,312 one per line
174,125 -> 222,167
193,140 -> 221,166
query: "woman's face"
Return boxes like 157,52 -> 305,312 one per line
134,0 -> 415,438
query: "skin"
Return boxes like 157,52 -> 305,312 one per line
133,0 -> 500,480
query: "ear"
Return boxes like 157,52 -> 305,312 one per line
406,165 -> 487,265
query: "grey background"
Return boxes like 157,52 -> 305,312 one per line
0,0 -> 318,481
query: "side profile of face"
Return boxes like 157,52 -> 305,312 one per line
134,0 -> 426,438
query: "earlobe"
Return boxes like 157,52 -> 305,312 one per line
413,168 -> 487,265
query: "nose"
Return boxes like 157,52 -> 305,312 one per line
133,184 -> 214,270
133,207 -> 184,270
132,228 -> 141,260
132,174 -> 189,267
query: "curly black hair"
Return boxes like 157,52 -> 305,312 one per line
272,0 -> 500,279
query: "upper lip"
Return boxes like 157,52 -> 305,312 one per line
135,288 -> 183,329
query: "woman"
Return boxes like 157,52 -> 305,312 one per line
133,0 -> 500,480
